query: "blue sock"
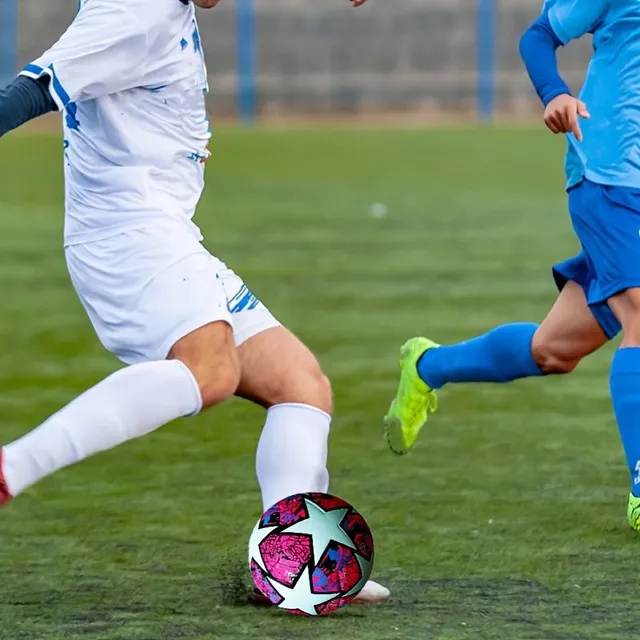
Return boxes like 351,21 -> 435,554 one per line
609,348 -> 640,497
417,322 -> 544,389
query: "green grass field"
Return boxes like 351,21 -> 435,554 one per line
0,126 -> 633,639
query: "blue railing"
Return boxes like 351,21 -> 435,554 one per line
1,1 -> 498,122
476,0 -> 495,122
235,0 -> 257,124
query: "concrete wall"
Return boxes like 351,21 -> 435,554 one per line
18,0 -> 592,117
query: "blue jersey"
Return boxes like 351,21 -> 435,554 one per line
542,0 -> 640,189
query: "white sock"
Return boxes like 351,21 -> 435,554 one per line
256,403 -> 331,511
3,360 -> 202,496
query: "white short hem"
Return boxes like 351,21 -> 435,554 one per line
125,313 -> 282,365
233,315 -> 282,348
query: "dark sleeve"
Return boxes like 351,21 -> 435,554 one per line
0,75 -> 58,138
519,14 -> 572,107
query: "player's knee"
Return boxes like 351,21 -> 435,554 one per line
305,370 -> 333,415
531,337 -> 580,375
180,355 -> 241,409
170,321 -> 241,409
267,362 -> 333,415
197,367 -> 241,409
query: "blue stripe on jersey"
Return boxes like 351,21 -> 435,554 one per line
23,63 -> 45,77
228,285 -> 247,306
229,288 -> 260,314
48,65 -> 70,106
47,64 -> 79,130
22,62 -> 79,131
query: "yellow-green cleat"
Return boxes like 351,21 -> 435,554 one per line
384,337 -> 439,455
628,494 -> 640,531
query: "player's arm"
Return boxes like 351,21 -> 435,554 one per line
0,76 -> 58,138
519,14 -> 588,140
519,0 -> 606,141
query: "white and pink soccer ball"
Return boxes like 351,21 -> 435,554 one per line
249,492 -> 375,616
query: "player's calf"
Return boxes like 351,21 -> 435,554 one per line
0,322 -> 241,505
0,358 -> 204,503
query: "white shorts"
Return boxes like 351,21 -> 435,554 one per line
65,223 -> 280,365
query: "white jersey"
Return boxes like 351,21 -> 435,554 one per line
20,0 -> 211,246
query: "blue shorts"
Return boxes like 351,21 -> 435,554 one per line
552,179 -> 640,340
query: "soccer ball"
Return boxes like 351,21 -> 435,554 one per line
249,492 -> 375,616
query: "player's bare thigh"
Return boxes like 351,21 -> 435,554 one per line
608,288 -> 640,347
531,280 -> 609,374
169,320 -> 241,409
235,326 -> 333,414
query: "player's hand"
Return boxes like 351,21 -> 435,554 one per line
544,94 -> 590,142
350,0 -> 368,6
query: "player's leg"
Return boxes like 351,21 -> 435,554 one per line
416,276 -> 611,387
608,289 -> 640,526
0,321 -> 238,504
225,284 -> 389,603
237,327 -> 390,604
564,180 -> 640,528
0,227 -> 240,504
385,253 -> 616,454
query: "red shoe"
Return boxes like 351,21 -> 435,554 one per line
249,588 -> 273,606
0,449 -> 13,506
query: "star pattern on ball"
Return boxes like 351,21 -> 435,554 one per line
267,565 -> 337,615
283,498 -> 356,564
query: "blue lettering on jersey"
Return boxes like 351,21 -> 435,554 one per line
192,28 -> 201,54
180,38 -> 189,51
187,151 -> 208,165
